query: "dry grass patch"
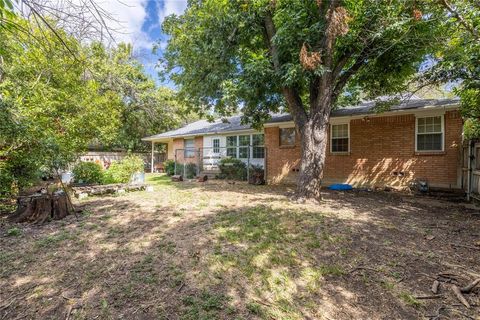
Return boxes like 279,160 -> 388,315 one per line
0,174 -> 479,319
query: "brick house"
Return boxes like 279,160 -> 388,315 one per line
143,98 -> 463,189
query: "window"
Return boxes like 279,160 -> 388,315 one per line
280,128 -> 296,146
226,136 -> 237,158
225,134 -> 265,159
184,139 -> 195,158
416,116 -> 443,152
252,134 -> 265,159
212,138 -> 220,153
331,123 -> 349,153
238,135 -> 250,158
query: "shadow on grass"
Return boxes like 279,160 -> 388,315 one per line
1,185 -> 479,320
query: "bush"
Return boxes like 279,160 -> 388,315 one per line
164,160 -> 175,176
185,163 -> 197,179
248,165 -> 265,185
174,162 -> 197,179
217,158 -> 247,180
72,162 -> 103,184
103,155 -> 144,184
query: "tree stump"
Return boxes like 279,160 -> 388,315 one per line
9,191 -> 72,224
171,175 -> 183,182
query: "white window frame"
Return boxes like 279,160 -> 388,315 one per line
212,138 -> 220,154
415,115 -> 444,152
330,122 -> 350,154
184,138 -> 195,158
225,133 -> 265,159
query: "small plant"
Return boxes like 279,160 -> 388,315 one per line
72,162 -> 103,184
6,227 -> 22,237
399,292 -> 423,308
217,158 -> 247,180
246,302 -> 263,315
164,159 -> 175,176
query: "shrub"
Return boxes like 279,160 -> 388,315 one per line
72,162 -> 103,184
248,165 -> 265,185
217,158 -> 247,180
184,163 -> 197,179
173,162 -> 197,179
164,160 -> 175,176
104,155 -> 145,184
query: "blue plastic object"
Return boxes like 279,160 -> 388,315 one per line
328,183 -> 353,191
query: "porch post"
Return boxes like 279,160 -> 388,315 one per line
151,141 -> 155,173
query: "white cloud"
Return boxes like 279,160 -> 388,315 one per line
157,0 -> 187,25
94,0 -> 151,49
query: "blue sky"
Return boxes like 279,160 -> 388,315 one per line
102,0 -> 188,87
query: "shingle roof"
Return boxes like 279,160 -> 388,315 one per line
143,98 -> 459,141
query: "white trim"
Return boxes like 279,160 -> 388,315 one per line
264,103 -> 458,128
330,122 -> 350,154
415,114 -> 445,152
144,103 -> 459,141
224,133 -> 265,159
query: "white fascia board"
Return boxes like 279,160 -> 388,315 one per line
264,103 -> 459,127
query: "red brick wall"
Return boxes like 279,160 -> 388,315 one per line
265,110 -> 463,188
169,137 -> 203,163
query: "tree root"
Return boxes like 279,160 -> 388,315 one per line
451,284 -> 470,308
461,278 -> 480,293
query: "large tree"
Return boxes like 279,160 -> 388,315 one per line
0,18 -> 120,198
161,0 -> 447,200
88,43 -> 195,152
419,0 -> 480,138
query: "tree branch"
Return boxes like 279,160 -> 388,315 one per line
440,0 -> 479,39
332,48 -> 369,101
263,12 -> 307,126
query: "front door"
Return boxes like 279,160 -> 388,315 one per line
203,136 -> 222,171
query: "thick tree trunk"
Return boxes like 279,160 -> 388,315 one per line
295,109 -> 331,201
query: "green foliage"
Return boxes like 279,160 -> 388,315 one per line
164,160 -> 176,176
103,155 -> 145,184
418,1 -> 480,137
89,43 -> 196,151
0,0 -> 15,33
217,158 -> 247,181
161,0 -> 446,125
6,227 -> 22,237
0,17 -> 189,199
0,18 -> 120,199
72,162 -> 104,184
174,162 -> 197,179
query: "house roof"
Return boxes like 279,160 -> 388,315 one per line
143,98 -> 459,141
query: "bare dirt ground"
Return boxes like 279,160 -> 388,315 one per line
1,174 -> 479,320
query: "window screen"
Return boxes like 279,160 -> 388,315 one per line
212,138 -> 220,153
226,136 -> 237,158
184,139 -> 195,157
280,128 -> 295,146
416,116 -> 443,151
238,135 -> 250,158
331,124 -> 349,153
252,134 -> 265,159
